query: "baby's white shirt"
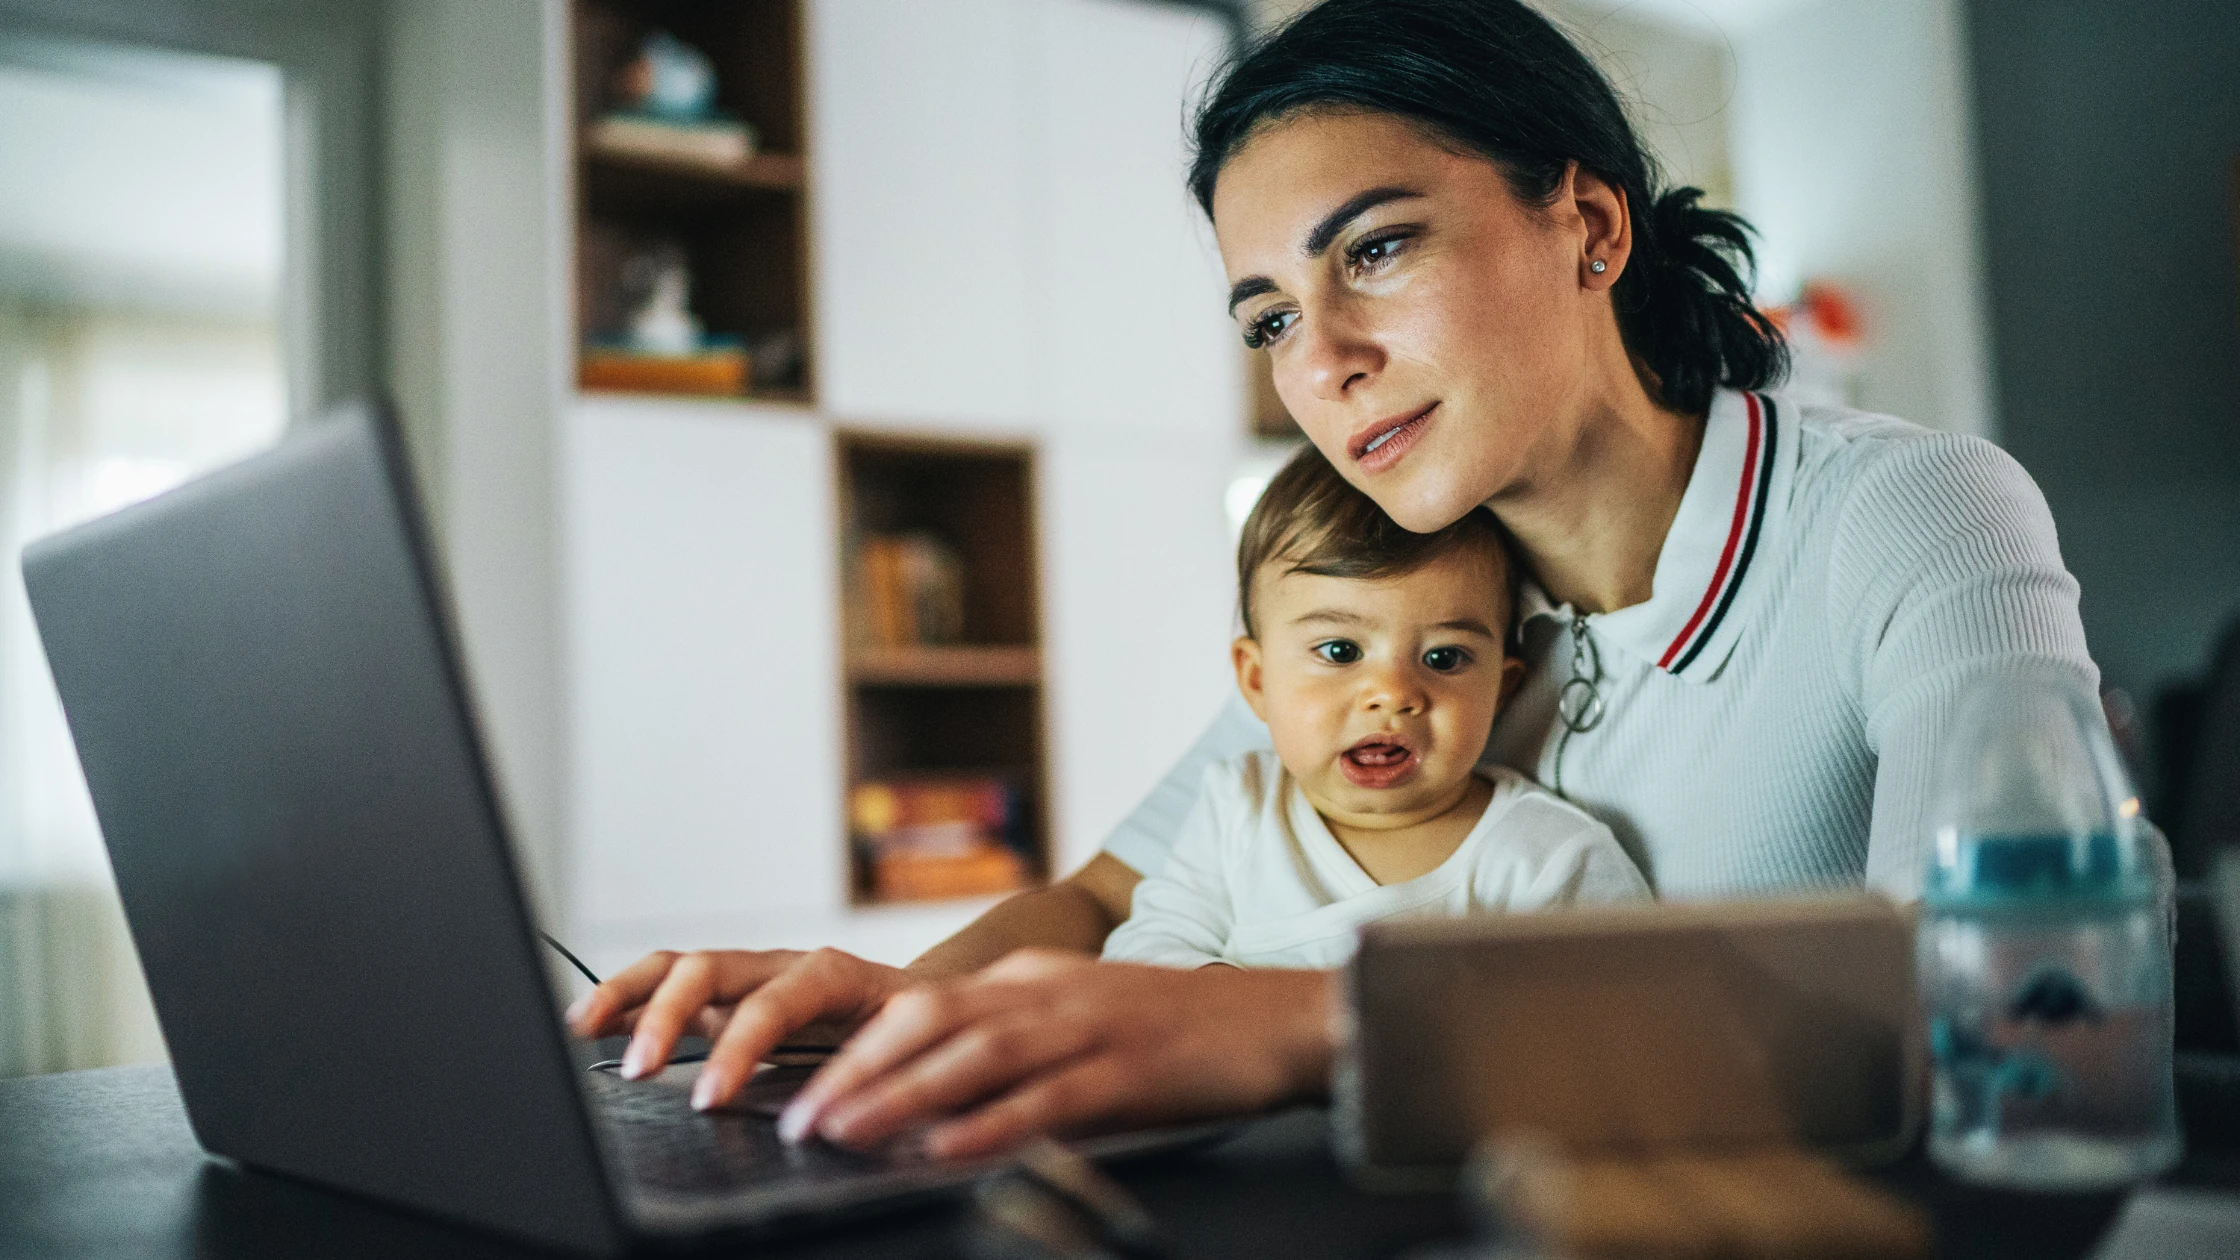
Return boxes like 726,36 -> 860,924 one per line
1102,751 -> 1650,970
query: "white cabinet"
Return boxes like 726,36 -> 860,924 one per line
808,0 -> 1040,430
1040,432 -> 1240,872
564,396 -> 847,964
1030,2 -> 1244,869
808,0 -> 1238,441
1032,0 -> 1239,439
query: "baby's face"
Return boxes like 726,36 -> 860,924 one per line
1235,541 -> 1521,828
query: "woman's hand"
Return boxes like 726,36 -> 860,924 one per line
777,950 -> 1338,1160
566,947 -> 912,1108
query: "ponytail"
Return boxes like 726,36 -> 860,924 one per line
1188,0 -> 1787,415
1618,187 -> 1788,413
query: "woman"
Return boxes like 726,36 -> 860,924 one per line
570,0 -> 2091,1159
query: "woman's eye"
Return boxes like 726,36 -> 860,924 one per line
1346,230 -> 1411,275
1242,308 -> 1296,350
1314,640 -> 1361,665
1422,646 -> 1470,673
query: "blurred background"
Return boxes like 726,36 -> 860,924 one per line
0,0 -> 2234,1077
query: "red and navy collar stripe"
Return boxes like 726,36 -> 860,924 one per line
1657,392 -> 1778,676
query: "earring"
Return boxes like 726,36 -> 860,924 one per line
1589,259 -> 1607,274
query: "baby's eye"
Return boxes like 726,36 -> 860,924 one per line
1313,639 -> 1361,665
1242,308 -> 1297,350
1422,646 -> 1470,673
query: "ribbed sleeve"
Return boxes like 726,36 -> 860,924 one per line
1828,431 -> 2095,896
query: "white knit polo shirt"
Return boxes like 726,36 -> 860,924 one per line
1102,389 -> 2097,902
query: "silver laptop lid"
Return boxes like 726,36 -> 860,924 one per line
20,402 -> 625,1255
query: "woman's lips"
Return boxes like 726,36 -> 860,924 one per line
1339,739 -> 1420,789
1347,403 -> 1436,475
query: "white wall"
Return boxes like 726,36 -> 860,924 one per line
1727,0 -> 1995,437
1539,0 -> 1735,203
384,0 -> 574,924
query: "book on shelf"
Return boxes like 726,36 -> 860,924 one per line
851,777 -> 1029,902
852,532 -> 966,649
588,109 -> 758,169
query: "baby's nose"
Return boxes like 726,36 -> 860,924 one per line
1360,671 -> 1427,713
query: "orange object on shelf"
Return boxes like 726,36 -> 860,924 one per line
871,846 -> 1027,902
579,347 -> 747,396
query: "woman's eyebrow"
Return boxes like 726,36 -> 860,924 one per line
1225,186 -> 1426,316
1227,276 -> 1278,317
1301,185 -> 1421,256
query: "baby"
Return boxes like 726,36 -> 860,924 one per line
1104,449 -> 1649,970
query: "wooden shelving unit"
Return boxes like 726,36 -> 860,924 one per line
571,0 -> 813,403
837,433 -> 1049,906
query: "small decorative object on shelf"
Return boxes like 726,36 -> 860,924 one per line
590,29 -> 759,171
580,240 -> 749,395
746,328 -> 806,393
621,241 -> 706,354
853,531 -> 967,649
851,778 -> 1029,903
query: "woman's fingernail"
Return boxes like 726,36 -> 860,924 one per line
820,1102 -> 870,1146
777,1098 -> 818,1143
691,1070 -> 724,1111
564,996 -> 589,1025
920,1124 -> 960,1161
620,1041 -> 647,1080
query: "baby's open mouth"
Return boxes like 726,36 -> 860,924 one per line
1339,736 -> 1420,789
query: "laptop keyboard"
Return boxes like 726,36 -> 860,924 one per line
584,1065 -> 902,1197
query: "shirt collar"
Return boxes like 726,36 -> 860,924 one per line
1519,389 -> 1796,683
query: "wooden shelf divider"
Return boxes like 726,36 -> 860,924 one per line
848,644 -> 1040,687
585,147 -> 806,192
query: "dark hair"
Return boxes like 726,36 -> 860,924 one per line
1238,445 -> 1517,640
1188,0 -> 1785,415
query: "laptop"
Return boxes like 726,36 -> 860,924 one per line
19,400 -> 1199,1253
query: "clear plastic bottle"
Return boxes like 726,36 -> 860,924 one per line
1920,671 -> 2181,1189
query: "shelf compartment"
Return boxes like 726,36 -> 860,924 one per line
849,644 -> 1040,687
837,432 -> 1049,908
572,0 -> 813,403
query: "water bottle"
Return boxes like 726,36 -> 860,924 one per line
1920,670 -> 2180,1189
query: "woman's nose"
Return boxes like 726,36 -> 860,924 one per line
1290,304 -> 1384,403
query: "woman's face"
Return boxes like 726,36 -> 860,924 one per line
1212,111 -> 1622,532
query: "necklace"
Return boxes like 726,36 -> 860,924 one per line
1550,612 -> 1605,797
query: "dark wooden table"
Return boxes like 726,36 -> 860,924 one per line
5,1064 -> 2238,1259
